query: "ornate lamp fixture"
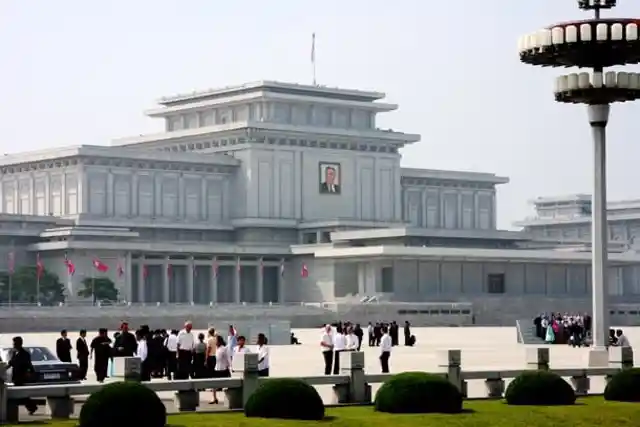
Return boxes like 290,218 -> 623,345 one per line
518,1 -> 640,365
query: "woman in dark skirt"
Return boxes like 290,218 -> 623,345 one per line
192,333 -> 207,378
205,328 -> 218,403
211,335 -> 231,404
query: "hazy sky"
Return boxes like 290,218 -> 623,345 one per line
1,1 -> 639,229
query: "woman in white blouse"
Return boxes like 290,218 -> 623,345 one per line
345,327 -> 359,351
256,333 -> 270,377
211,335 -> 232,405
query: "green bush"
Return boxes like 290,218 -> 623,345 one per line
374,372 -> 463,414
244,378 -> 325,420
505,371 -> 575,405
79,381 -> 166,427
604,368 -> 640,402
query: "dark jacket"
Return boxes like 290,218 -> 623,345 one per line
8,348 -> 35,386
76,337 -> 89,359
56,337 -> 72,363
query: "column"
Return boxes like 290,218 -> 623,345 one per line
124,252 -> 133,302
357,262 -> 366,295
234,258 -> 241,303
210,258 -> 218,303
131,173 -> 139,217
163,257 -> 170,303
137,256 -> 146,303
107,171 -> 114,216
256,258 -> 264,303
187,256 -> 194,303
278,258 -> 285,303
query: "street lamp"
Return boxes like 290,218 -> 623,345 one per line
518,2 -> 640,366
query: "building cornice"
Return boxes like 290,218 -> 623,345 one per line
330,227 -> 530,242
0,145 -> 239,177
27,240 -> 292,256
401,168 -> 509,185
157,80 -> 386,105
513,212 -> 640,227
146,91 -> 396,117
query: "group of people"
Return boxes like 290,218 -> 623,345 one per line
54,321 -> 271,405
320,320 -> 413,375
367,321 -> 414,347
533,313 -> 592,345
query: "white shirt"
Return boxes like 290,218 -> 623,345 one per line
367,325 -> 373,335
257,345 -> 270,371
320,332 -> 333,352
618,334 -> 631,347
136,339 -> 148,362
333,333 -> 346,351
164,334 -> 178,352
215,346 -> 232,371
234,345 -> 251,354
346,333 -> 359,350
380,334 -> 392,353
177,329 -> 195,351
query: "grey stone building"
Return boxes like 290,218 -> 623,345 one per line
1,80 -> 639,326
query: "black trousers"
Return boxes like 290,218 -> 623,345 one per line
166,351 -> 177,379
322,351 -> 333,375
380,351 -> 390,373
176,350 -> 193,379
94,359 -> 109,382
258,368 -> 269,377
333,350 -> 344,375
368,334 -> 374,346
78,357 -> 89,380
141,359 -> 151,382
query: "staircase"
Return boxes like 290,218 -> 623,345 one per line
516,319 -> 546,345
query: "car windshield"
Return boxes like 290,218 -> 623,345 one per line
0,346 -> 59,363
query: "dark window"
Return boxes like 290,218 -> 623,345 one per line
320,231 -> 332,243
302,232 -> 317,244
461,309 -> 471,314
381,267 -> 394,293
487,273 -> 505,294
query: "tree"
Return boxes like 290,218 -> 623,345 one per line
78,277 -> 118,303
0,266 -> 65,305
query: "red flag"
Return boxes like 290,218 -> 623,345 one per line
36,253 -> 44,279
142,264 -> 149,279
237,258 -> 241,272
64,252 -> 75,276
212,259 -> 218,279
280,260 -> 285,277
92,258 -> 109,273
7,251 -> 15,275
116,260 -> 124,278
301,263 -> 309,278
260,258 -> 264,274
192,264 -> 198,278
167,263 -> 172,278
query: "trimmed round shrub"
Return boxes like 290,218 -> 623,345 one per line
505,371 -> 575,405
605,368 -> 640,402
79,381 -> 166,427
374,372 -> 463,414
244,378 -> 325,420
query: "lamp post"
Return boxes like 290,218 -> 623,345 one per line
519,0 -> 640,365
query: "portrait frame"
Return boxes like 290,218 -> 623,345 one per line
318,162 -> 342,195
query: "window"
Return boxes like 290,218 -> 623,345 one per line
302,232 -> 317,244
320,231 -> 331,243
487,273 -> 505,294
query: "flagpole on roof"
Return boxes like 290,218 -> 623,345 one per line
311,32 -> 317,86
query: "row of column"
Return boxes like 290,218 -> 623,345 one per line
125,256 -> 285,304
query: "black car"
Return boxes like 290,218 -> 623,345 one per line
0,346 -> 82,384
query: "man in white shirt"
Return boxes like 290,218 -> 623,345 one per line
234,336 -> 251,354
135,329 -> 151,381
616,329 -> 631,347
320,324 -> 334,375
332,326 -> 347,374
346,327 -> 359,352
164,330 -> 179,380
176,321 -> 195,379
379,326 -> 392,373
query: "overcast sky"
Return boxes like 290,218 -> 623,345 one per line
1,0 -> 639,229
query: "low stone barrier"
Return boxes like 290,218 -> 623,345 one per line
0,346 -> 633,423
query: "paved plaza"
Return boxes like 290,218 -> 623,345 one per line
7,326 -> 640,419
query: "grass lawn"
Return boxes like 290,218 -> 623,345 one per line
10,397 -> 640,427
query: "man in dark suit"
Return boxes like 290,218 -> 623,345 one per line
76,329 -> 90,380
56,329 -> 72,363
320,165 -> 341,194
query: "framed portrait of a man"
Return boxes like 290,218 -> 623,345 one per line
319,162 -> 341,194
